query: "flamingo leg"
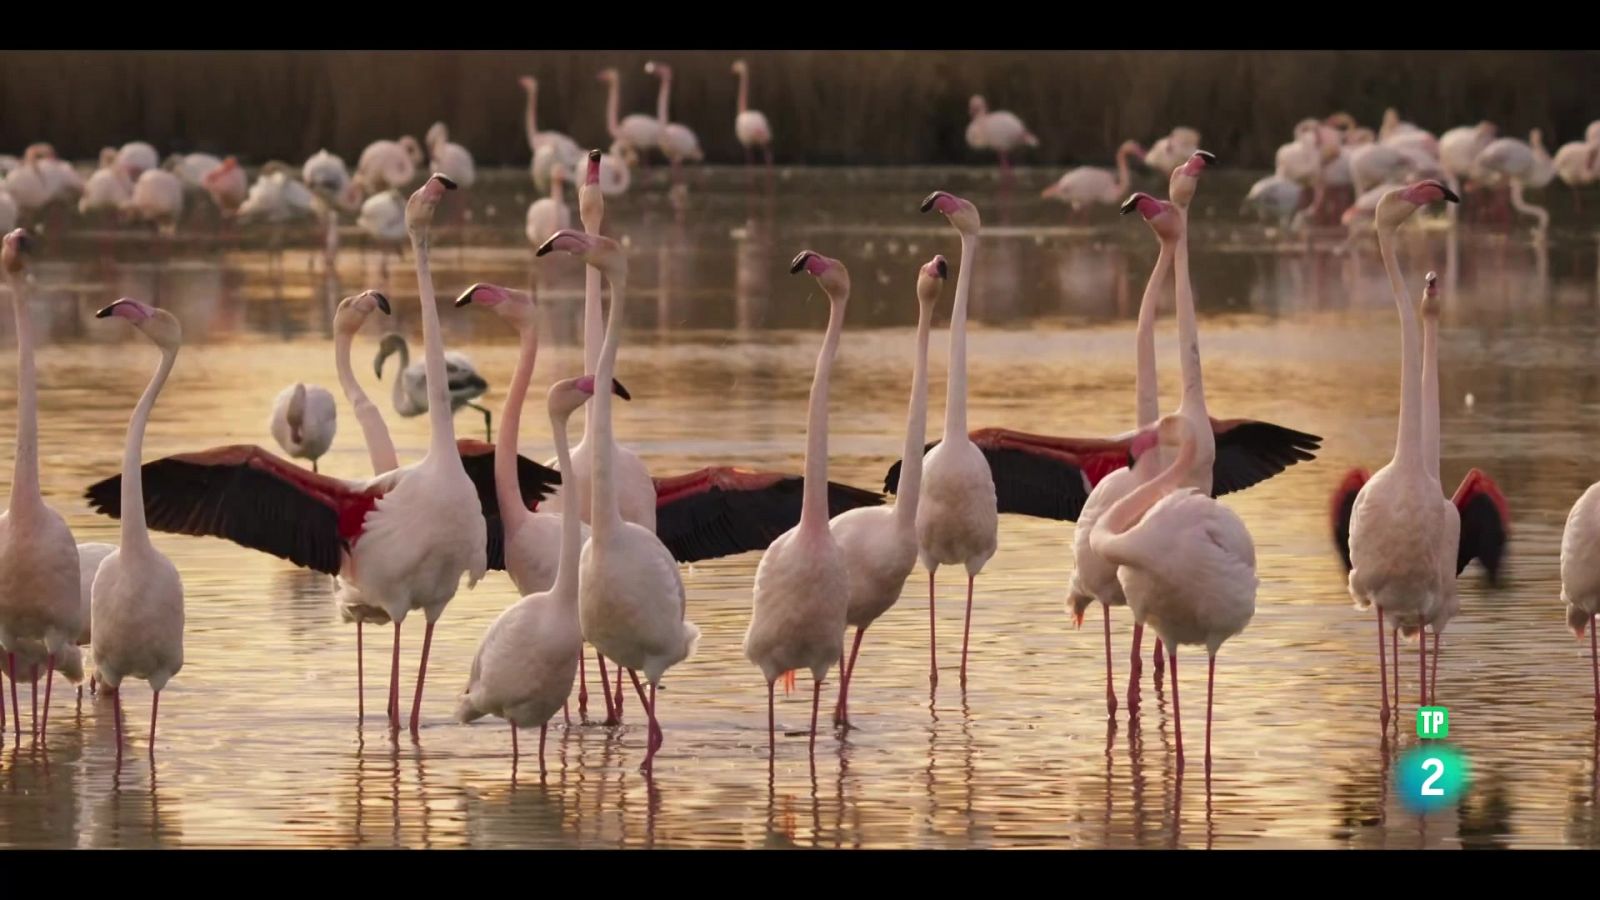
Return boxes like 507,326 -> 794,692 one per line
357,620 -> 364,723
388,622 -> 402,730
150,689 -> 160,752
1103,602 -> 1118,717
8,653 -> 18,742
627,669 -> 657,773
1592,616 -> 1598,723
1206,653 -> 1216,774
597,654 -> 618,725
540,723 -> 548,777
614,664 -> 625,721
577,645 -> 589,722
30,664 -> 37,738
408,620 -> 436,735
1419,626 -> 1427,707
651,683 -> 660,752
1,661 -> 6,733
928,571 -> 939,687
1377,609 -> 1390,728
767,678 -> 776,764
809,676 -> 822,757
1169,644 -> 1183,767
511,722 -> 519,766
112,687 -> 124,758
1153,638 -> 1165,684
959,574 -> 975,686
1392,622 -> 1400,716
1430,632 -> 1441,707
41,654 -> 53,740
835,625 -> 866,729
1129,621 -> 1145,712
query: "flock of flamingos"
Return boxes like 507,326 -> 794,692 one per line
0,62 -> 1597,785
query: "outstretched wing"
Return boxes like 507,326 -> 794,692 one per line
656,467 -> 884,563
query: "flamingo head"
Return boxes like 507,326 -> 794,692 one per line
23,143 -> 55,165
102,148 -> 122,169
790,250 -> 850,301
1375,179 -> 1458,230
2,228 -> 34,274
645,61 -> 671,81
585,148 -> 603,186
731,59 -> 747,75
455,282 -> 536,328
1420,271 -> 1441,319
549,375 -> 631,419
1118,140 -> 1148,161
398,135 -> 425,166
518,75 -> 537,94
578,150 -> 606,228
286,383 -> 309,443
334,290 -> 390,335
1569,604 -> 1593,638
968,95 -> 988,119
1477,120 -> 1498,138
916,254 -> 948,306
96,297 -> 181,349
1121,192 -> 1182,241
1169,149 -> 1215,209
537,229 -> 626,279
597,67 -> 619,83
920,190 -> 981,234
405,173 -> 458,234
202,157 -> 239,188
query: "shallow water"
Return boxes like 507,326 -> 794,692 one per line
1,166 -> 1598,848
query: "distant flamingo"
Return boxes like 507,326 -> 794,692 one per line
374,332 -> 492,441
268,383 -> 337,472
830,254 -> 944,729
122,169 -> 184,236
520,76 -> 584,193
965,96 -> 1038,181
1041,141 -> 1145,220
644,62 -> 704,180
1143,128 -> 1200,172
731,59 -> 773,168
424,123 -> 477,190
356,136 -> 424,194
746,250 -> 850,757
597,67 -> 661,166
356,189 -> 407,279
116,142 -> 159,180
536,228 -> 701,773
79,148 -> 133,218
1553,139 -> 1600,211
200,157 -> 248,216
525,164 -> 571,254
1475,129 -> 1556,232
89,298 -> 185,756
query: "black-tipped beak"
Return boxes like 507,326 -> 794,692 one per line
1425,271 -> 1438,284
535,236 -> 558,258
1119,194 -> 1142,215
919,191 -> 944,213
935,257 -> 948,279
372,291 -> 391,315
1195,150 -> 1217,165
95,299 -> 127,318
434,174 -> 458,191
588,148 -> 602,162
789,251 -> 814,274
454,283 -> 483,308
612,379 -> 631,401
1441,186 -> 1461,203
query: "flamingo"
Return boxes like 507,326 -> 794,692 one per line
1553,139 -> 1600,210
519,76 -> 584,193
1090,413 -> 1257,771
455,374 -> 618,773
1439,122 -> 1497,182
731,59 -> 774,168
525,164 -> 571,254
1474,129 -> 1556,232
745,249 -> 851,761
424,123 -> 476,191
830,254 -> 945,730
1341,180 -> 1462,728
115,142 -> 159,180
237,164 -> 316,224
3,145 -> 60,221
357,189 -> 407,279
356,137 -> 423,194
1242,173 -> 1312,231
0,190 -> 15,234
0,229 -> 83,742
200,157 -> 248,217
1041,141 -> 1146,220
644,62 -> 704,180
964,95 -> 1038,180
79,148 -> 133,218
915,190 -> 998,688
535,228 -> 701,773
88,297 -> 185,755
597,67 -> 661,165
75,541 -> 115,698
122,169 -> 184,236
374,332 -> 492,442
1143,128 -> 1200,172
303,149 -> 351,198
268,383 -> 337,473
165,152 -> 222,192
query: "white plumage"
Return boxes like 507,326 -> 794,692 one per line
269,383 -> 337,473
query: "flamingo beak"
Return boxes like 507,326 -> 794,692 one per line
612,379 -> 631,401
453,283 -> 485,307
1195,150 -> 1217,165
1119,194 -> 1143,215
789,251 -> 815,274
371,291 -> 391,315
433,174 -> 458,191
935,257 -> 948,279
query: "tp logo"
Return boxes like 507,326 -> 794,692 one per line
1398,706 -> 1468,814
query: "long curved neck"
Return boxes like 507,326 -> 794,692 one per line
799,290 -> 846,538
944,232 -> 977,442
388,338 -> 411,416
496,324 -> 539,533
581,206 -> 604,442
523,86 -> 539,151
335,328 -> 399,473
1114,147 -> 1132,196
1135,239 -> 1175,428
605,79 -> 621,138
1173,218 -> 1206,415
1379,227 -> 1424,471
6,271 -> 41,518
736,69 -> 750,115
655,75 -> 671,125
895,300 -> 934,529
410,221 -> 457,458
591,270 -> 627,538
1095,427 -> 1197,563
121,346 -> 177,553
1422,311 -> 1440,481
549,403 -> 581,603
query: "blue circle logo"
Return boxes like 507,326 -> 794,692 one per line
1396,744 -> 1469,815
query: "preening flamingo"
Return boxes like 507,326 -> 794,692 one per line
1474,129 -> 1556,232
237,164 -> 316,225
536,228 -> 700,774
268,383 -> 337,473
115,142 -> 159,181
964,96 -> 1038,179
200,157 -> 248,216
0,229 -> 83,742
454,375 -> 617,774
1439,121 -> 1496,184
166,152 -> 222,193
1553,139 -> 1600,209
830,254 -> 945,730
915,190 -> 998,688
89,298 -> 185,755
731,59 -> 773,168
122,169 -> 184,236
79,149 -> 133,218
597,67 -> 661,166
356,189 -> 407,278
356,137 -> 423,194
374,332 -> 492,441
644,62 -> 704,179
746,250 -> 850,759
1090,413 -> 1257,771
1040,141 -> 1145,219
302,150 -> 351,198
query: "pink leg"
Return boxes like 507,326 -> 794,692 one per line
1102,603 -> 1118,717
1392,621 -> 1400,715
928,571 -> 939,686
1419,627 -> 1427,707
1430,632 -> 1440,707
1377,609 -> 1390,728
408,620 -> 436,735
150,689 -> 160,751
1592,617 -> 1599,723
627,669 -> 657,772
1169,644 -> 1183,767
511,722 -> 519,763
959,574 -> 975,686
577,645 -> 589,722
809,676 -> 822,757
357,620 -> 364,723
9,653 -> 19,742
835,625 -> 867,728
1153,638 -> 1166,683
768,678 -> 776,763
41,654 -> 53,740
1206,654 -> 1217,774
388,622 -> 402,730
614,665 -> 625,721
1128,621 -> 1145,711
539,723 -> 547,777
597,654 -> 617,725
650,683 -> 660,751
31,664 -> 38,738
112,687 -> 124,758
563,699 -> 570,727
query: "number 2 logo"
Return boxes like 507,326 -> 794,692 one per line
1421,757 -> 1445,796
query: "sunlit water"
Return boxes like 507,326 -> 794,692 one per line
1,166 -> 1598,848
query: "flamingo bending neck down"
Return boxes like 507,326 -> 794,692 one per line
0,229 -> 83,742
89,297 -> 186,756
915,190 -> 998,688
746,250 -> 851,760
536,228 -> 699,774
269,382 -> 337,473
374,332 -> 493,441
830,254 -> 945,729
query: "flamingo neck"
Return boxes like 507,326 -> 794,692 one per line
736,69 -> 749,116
895,299 -> 935,530
549,401 -> 581,603
580,209 -> 604,442
1114,147 -> 1132,197
1422,311 -> 1440,482
1174,218 -> 1206,414
410,222 -> 458,458
523,85 -> 539,151
5,272 -> 41,518
604,78 -> 621,140
335,327 -> 399,474
799,288 -> 846,538
386,336 -> 411,416
944,232 -> 977,443
1096,424 -> 1197,560
1379,227 -> 1424,472
591,270 -> 627,538
655,75 -> 671,126
496,324 -> 539,536
1135,239 -> 1175,428
121,347 -> 177,553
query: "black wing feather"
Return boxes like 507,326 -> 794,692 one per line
1212,422 -> 1323,497
658,479 -> 884,564
1457,493 -> 1507,584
